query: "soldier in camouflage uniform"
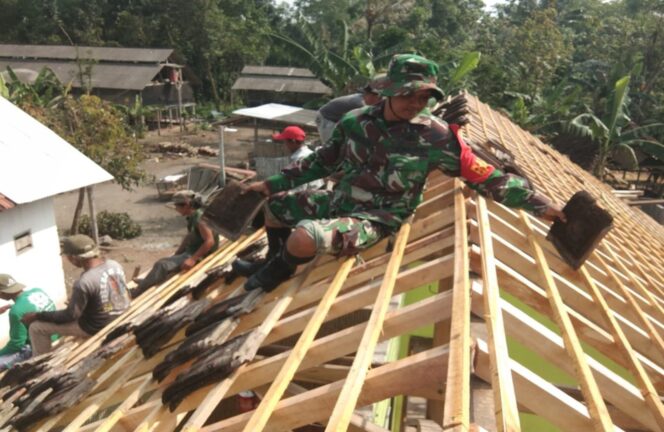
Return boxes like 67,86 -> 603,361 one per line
241,53 -> 565,292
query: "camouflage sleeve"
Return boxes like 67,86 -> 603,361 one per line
266,123 -> 346,193
469,169 -> 551,216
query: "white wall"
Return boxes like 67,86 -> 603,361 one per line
0,197 -> 67,347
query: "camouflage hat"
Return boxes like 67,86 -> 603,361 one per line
0,274 -> 25,294
61,234 -> 99,258
377,54 -> 444,100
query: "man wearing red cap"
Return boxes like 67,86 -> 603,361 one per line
232,126 -> 323,277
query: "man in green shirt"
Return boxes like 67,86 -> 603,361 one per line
131,190 -> 219,298
0,274 -> 55,368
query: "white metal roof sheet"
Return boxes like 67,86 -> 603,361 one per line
0,97 -> 113,205
233,103 -> 303,120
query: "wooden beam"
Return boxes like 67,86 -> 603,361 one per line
517,211 -> 614,431
179,259 -> 323,432
442,180 -> 472,432
468,221 -> 664,371
474,196 -> 521,432
242,257 -> 355,432
79,289 -> 454,432
474,339 -> 605,432
470,282 -> 663,432
325,219 -> 413,432
202,346 -> 450,432
580,261 -> 664,430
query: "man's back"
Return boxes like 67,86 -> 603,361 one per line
75,260 -> 130,334
318,93 -> 365,123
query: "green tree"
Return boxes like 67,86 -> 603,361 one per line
566,75 -> 664,178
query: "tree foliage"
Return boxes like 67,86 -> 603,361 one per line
0,0 -> 662,182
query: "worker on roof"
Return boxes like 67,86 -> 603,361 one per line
0,274 -> 56,368
316,76 -> 384,145
131,190 -> 219,298
240,53 -> 566,292
22,235 -> 131,355
232,125 -> 324,277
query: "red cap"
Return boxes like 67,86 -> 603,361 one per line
272,126 -> 306,142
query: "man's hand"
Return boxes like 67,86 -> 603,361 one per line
21,312 -> 37,325
0,304 -> 11,315
541,203 -> 567,223
244,181 -> 270,196
181,257 -> 197,271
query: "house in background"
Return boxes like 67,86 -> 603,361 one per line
0,96 -> 113,346
0,44 -> 196,115
231,65 -> 332,107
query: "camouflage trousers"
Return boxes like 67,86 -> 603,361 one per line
265,189 -> 386,256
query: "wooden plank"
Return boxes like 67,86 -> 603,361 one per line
470,247 -> 664,391
467,217 -> 664,371
470,282 -> 662,432
582,259 -> 664,430
518,211 -> 614,431
474,340 -> 608,432
231,227 -> 453,339
442,180 -> 472,432
242,257 -> 355,432
325,219 -> 413,432
601,243 -> 664,356
179,258 -> 322,431
262,254 -> 454,347
484,199 -> 663,330
86,287 -> 454,432
202,346 -> 450,432
474,195 -> 520,432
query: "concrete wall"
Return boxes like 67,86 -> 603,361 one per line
0,197 -> 67,347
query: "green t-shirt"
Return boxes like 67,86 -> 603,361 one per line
0,288 -> 56,356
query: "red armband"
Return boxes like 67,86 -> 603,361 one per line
450,124 -> 494,184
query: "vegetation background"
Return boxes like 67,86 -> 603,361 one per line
0,0 -> 663,183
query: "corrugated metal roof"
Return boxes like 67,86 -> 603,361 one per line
233,103 -> 317,127
0,97 -> 113,205
231,76 -> 332,95
0,60 -> 162,90
0,44 -> 173,63
240,65 -> 315,77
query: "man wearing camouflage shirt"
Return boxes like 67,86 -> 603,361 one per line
243,53 -> 565,292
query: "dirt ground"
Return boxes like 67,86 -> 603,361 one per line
54,124 -> 264,288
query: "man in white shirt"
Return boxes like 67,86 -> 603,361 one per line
271,126 -> 324,192
231,125 -> 322,277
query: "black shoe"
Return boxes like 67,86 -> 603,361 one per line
244,256 -> 295,292
231,258 -> 266,278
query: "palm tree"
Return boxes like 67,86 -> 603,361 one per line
566,75 -> 664,179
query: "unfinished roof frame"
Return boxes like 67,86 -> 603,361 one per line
4,93 -> 663,432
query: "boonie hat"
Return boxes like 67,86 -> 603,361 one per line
377,54 -> 444,100
0,274 -> 25,294
61,234 -> 99,258
272,126 -> 306,142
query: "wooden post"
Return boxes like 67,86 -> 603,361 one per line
86,186 -> 99,245
157,109 -> 162,136
70,187 -> 86,234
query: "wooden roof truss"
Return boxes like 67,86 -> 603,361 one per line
3,94 -> 664,432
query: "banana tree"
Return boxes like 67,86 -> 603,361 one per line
566,75 -> 664,179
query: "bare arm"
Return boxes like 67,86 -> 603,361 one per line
181,220 -> 215,270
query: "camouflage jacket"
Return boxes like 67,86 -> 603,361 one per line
266,101 -> 550,230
